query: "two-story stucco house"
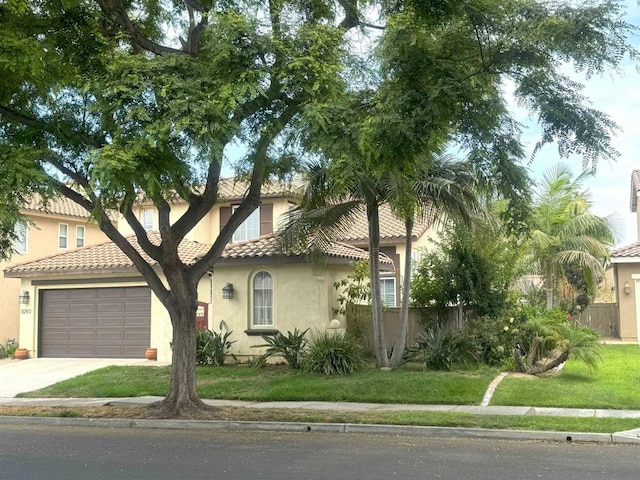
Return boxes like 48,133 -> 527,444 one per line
0,196 -> 108,346
610,169 -> 640,343
4,178 -> 436,361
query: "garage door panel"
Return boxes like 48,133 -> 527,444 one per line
68,289 -> 97,300
46,331 -> 70,341
41,287 -> 151,358
96,331 -> 124,341
68,318 -> 97,328
68,331 -> 96,342
124,330 -> 150,341
68,345 -> 97,356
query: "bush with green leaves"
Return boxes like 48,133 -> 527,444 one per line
406,325 -> 478,371
302,330 -> 363,375
0,343 -> 18,359
463,316 -> 513,367
512,307 -> 602,375
253,328 -> 309,369
196,328 -> 236,366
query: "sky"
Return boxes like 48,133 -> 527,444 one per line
517,1 -> 640,248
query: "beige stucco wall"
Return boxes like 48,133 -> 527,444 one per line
208,262 -> 351,361
1,214 -> 106,347
614,263 -> 639,343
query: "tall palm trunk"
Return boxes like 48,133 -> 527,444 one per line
545,264 -> 554,310
367,203 -> 389,367
389,217 -> 413,368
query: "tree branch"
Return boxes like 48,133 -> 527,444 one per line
94,0 -> 184,55
0,105 -> 105,149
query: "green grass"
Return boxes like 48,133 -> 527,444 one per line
491,344 -> 640,409
13,345 -> 640,432
19,363 -> 497,406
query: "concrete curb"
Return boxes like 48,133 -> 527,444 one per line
0,415 -> 638,445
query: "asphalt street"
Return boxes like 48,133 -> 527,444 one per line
1,425 -> 639,480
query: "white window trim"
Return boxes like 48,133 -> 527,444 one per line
252,270 -> 274,327
58,223 -> 69,249
380,277 -> 397,307
141,208 -> 154,231
76,225 -> 85,248
232,206 -> 260,243
13,221 -> 28,254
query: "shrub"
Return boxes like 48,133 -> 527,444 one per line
253,328 -> 309,369
0,343 -> 18,359
302,330 -> 363,375
196,328 -> 236,366
406,325 -> 477,371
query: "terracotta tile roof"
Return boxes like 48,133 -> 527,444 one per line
5,233 -> 390,276
22,194 -> 91,219
4,232 -> 210,276
611,242 -> 640,259
221,235 -> 393,265
631,170 -> 640,213
216,177 -> 304,201
336,204 -> 433,244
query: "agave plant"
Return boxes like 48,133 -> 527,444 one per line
253,328 -> 309,369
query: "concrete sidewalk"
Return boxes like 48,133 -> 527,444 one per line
0,396 -> 639,445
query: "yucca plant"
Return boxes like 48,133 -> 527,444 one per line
302,330 -> 363,375
196,328 -> 236,366
406,325 -> 477,371
253,328 -> 309,369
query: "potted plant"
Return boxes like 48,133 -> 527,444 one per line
13,347 -> 29,360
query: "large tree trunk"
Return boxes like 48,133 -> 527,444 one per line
368,203 -> 389,368
153,292 -> 209,418
389,217 -> 413,368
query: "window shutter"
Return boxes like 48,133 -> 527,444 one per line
260,203 -> 273,236
220,206 -> 232,232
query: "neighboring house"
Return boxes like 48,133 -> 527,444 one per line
4,178 -> 434,360
610,169 -> 640,344
0,196 -> 107,346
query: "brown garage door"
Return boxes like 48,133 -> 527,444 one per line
40,287 -> 151,358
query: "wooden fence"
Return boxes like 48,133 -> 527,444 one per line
346,304 -> 463,353
571,303 -> 619,338
347,302 -> 620,354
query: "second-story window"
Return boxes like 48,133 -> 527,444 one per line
76,225 -> 85,248
232,206 -> 260,242
13,221 -> 28,254
58,223 -> 68,249
141,208 -> 154,231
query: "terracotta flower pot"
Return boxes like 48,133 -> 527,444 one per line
14,348 -> 29,360
145,348 -> 158,361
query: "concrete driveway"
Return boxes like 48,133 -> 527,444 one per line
0,358 -> 165,398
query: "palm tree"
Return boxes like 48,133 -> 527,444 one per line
282,154 -> 480,368
529,163 -> 616,310
385,158 -> 479,367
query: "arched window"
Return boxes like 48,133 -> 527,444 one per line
253,271 -> 273,326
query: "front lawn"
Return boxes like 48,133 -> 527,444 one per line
491,344 -> 640,409
19,363 -> 497,406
